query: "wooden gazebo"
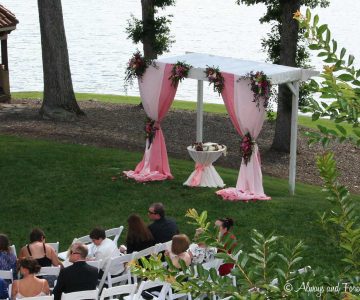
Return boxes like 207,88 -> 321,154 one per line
0,5 -> 18,102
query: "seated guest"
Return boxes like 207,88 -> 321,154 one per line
166,234 -> 191,269
0,234 -> 17,279
215,217 -> 237,276
11,257 -> 50,299
148,203 -> 179,243
189,228 -> 217,265
88,227 -> 119,270
120,214 -> 155,254
53,243 -> 98,300
19,228 -> 62,267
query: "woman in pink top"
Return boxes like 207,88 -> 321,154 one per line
11,257 -> 50,299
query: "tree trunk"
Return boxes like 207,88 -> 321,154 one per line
37,0 -> 84,121
271,0 -> 300,152
141,0 -> 157,60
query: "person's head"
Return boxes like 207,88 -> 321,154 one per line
127,214 -> 153,242
171,234 -> 190,255
0,234 -> 10,252
68,242 -> 88,262
29,228 -> 46,243
19,257 -> 41,275
148,202 -> 165,220
89,227 -> 106,246
215,217 -> 234,236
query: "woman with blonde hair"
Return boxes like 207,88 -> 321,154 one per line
11,257 -> 50,299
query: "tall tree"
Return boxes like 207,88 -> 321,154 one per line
141,0 -> 157,59
37,0 -> 84,120
273,0 -> 301,152
237,0 -> 329,152
126,0 -> 175,60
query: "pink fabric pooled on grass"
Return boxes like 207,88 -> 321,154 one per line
124,63 -> 176,182
216,72 -> 270,201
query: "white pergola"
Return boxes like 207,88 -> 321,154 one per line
158,52 -> 319,195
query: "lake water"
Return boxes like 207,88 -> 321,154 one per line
2,0 -> 359,104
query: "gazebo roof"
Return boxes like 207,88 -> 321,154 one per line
158,52 -> 319,85
0,5 -> 18,34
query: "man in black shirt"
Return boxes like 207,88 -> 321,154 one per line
53,243 -> 98,300
148,202 -> 179,243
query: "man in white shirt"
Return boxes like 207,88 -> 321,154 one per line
88,227 -> 120,274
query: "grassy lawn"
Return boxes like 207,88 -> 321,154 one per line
12,91 -> 356,133
1,134 -> 359,272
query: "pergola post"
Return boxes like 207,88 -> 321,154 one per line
287,81 -> 300,195
196,80 -> 204,142
1,39 -> 8,70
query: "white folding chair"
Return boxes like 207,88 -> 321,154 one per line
48,242 -> 59,254
0,269 -> 13,282
86,259 -> 102,271
38,266 -> 61,277
99,284 -> 137,300
270,265 -> 311,286
132,245 -> 157,261
164,241 -> 172,251
155,243 -> 166,253
10,244 -> 17,257
131,280 -> 170,300
202,259 -> 223,271
152,241 -> 172,254
167,288 -> 192,300
61,260 -> 102,272
231,249 -> 242,261
58,226 -> 123,261
105,226 -> 124,246
74,235 -> 92,244
61,288 -> 98,300
19,296 -> 54,300
98,253 -> 134,291
58,236 -> 91,261
132,245 -> 158,283
8,283 -> 12,299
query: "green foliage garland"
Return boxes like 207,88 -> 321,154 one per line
236,0 -> 330,109
126,2 -> 175,57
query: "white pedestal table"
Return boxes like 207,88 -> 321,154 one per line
184,146 -> 227,188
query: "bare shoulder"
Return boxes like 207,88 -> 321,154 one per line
45,243 -> 54,251
11,280 -> 18,292
19,245 -> 28,257
43,278 -> 50,287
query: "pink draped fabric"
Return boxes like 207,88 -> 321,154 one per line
124,62 -> 177,182
216,72 -> 271,201
190,163 -> 206,186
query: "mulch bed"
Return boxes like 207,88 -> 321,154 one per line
1,99 -> 359,194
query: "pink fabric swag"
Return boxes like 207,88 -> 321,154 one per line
216,72 -> 271,201
124,62 -> 177,182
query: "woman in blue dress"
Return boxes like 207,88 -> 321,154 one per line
0,234 -> 17,280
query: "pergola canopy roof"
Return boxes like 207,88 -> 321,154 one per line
157,52 -> 320,195
158,52 -> 318,85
